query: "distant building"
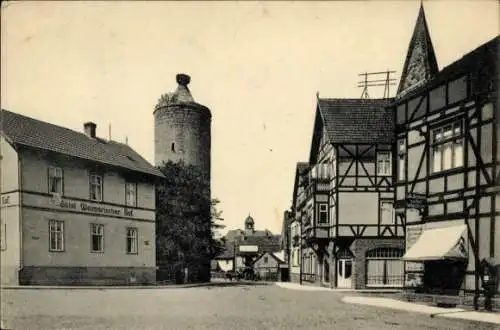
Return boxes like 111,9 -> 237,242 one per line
0,110 -> 164,286
213,215 -> 282,273
253,251 -> 286,281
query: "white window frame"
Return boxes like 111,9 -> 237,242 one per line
398,139 -> 406,181
380,201 -> 395,225
317,203 -> 328,225
49,220 -> 64,252
377,152 -> 392,176
431,121 -> 463,173
91,223 -> 104,252
48,166 -> 63,194
89,173 -> 103,201
126,227 -> 138,254
125,182 -> 137,207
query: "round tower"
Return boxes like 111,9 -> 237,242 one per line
154,74 -> 211,180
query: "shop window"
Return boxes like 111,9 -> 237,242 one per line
366,247 -> 404,287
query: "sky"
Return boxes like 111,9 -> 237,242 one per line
1,0 -> 498,235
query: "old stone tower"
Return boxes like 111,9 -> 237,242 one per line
154,74 -> 212,181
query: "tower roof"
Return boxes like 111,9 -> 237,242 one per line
245,214 -> 255,225
397,4 -> 439,99
155,73 -> 205,110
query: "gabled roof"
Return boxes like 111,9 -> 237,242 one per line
395,35 -> 499,102
253,251 -> 285,265
1,109 -> 165,178
238,234 -> 282,254
316,98 -> 394,145
292,162 -> 309,211
397,4 -> 439,98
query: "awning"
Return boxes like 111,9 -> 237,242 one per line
402,224 -> 468,261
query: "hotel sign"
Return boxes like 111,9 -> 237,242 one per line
239,245 -> 259,253
21,192 -> 154,221
406,193 -> 427,209
0,192 -> 19,208
57,199 -> 133,217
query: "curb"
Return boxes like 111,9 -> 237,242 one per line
275,282 -> 401,294
341,296 -> 500,325
0,281 -> 271,290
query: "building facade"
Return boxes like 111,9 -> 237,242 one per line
297,98 -> 404,289
0,110 -> 164,286
393,6 -> 499,298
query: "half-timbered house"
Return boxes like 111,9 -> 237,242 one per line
300,97 -> 405,289
289,162 -> 309,283
392,5 -> 499,303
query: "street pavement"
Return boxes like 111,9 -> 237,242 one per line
1,282 -> 499,330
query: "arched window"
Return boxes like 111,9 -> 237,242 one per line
366,247 -> 404,259
366,247 -> 404,287
171,142 -> 176,152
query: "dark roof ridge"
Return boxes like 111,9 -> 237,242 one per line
1,109 -> 164,178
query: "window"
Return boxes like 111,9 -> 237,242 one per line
366,248 -> 404,287
263,256 -> 269,263
48,167 -> 63,194
398,140 -> 406,181
377,152 -> 391,176
431,121 -> 463,173
91,224 -> 104,252
126,227 -> 138,254
380,201 -> 395,225
90,174 -> 103,201
49,220 -> 64,252
317,203 -> 328,224
125,182 -> 137,207
171,142 -> 176,152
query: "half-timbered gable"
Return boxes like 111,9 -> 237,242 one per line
394,16 -> 499,299
299,97 -> 404,289
397,4 -> 439,100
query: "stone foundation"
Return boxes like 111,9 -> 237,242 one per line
19,266 -> 156,286
290,273 -> 301,283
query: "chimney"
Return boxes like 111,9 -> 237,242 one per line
84,122 -> 97,138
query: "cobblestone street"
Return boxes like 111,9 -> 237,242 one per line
1,284 -> 498,330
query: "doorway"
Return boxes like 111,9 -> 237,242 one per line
337,259 -> 353,288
